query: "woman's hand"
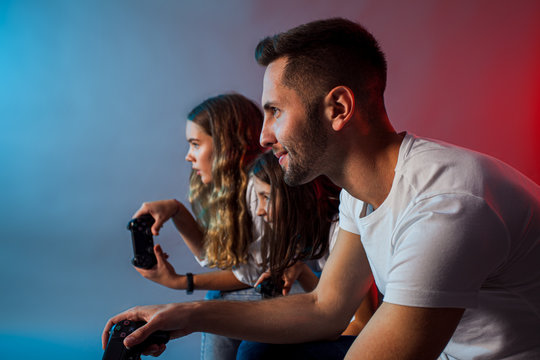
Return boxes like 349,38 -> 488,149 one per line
133,200 -> 183,236
134,244 -> 185,289
133,199 -> 205,259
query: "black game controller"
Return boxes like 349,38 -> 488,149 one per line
255,277 -> 284,298
127,214 -> 157,269
102,320 -> 170,360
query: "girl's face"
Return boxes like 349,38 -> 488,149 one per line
254,176 -> 273,223
185,120 -> 214,184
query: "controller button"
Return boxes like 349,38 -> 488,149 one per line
120,332 -> 127,338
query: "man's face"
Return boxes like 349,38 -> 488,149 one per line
260,58 -> 329,186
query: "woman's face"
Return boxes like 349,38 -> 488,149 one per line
254,176 -> 273,223
185,120 -> 214,184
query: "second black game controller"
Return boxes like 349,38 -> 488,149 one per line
127,214 -> 157,269
256,277 -> 284,298
102,320 -> 170,360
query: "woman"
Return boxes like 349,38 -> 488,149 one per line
132,93 -> 267,360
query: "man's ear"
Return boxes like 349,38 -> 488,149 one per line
324,86 -> 355,131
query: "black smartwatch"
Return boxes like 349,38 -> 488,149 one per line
186,272 -> 194,295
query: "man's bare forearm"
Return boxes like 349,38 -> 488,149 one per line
188,292 -> 347,343
102,293 -> 347,351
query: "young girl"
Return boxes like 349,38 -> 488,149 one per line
132,93 -> 268,360
237,150 -> 379,359
250,150 -> 341,296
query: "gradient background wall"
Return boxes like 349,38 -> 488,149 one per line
1,0 -> 539,359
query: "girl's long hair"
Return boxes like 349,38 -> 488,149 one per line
188,93 -> 263,269
251,150 -> 340,279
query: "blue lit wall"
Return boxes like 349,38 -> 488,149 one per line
1,1 -> 539,359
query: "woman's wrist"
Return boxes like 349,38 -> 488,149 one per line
296,262 -> 309,281
172,199 -> 183,217
297,263 -> 319,292
173,273 -> 195,294
171,273 -> 188,290
171,199 -> 191,228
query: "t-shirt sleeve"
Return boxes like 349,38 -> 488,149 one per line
384,193 -> 510,308
231,176 -> 265,286
338,189 -> 362,235
315,220 -> 340,270
232,247 -> 263,286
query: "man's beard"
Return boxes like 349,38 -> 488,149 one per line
283,100 -> 328,186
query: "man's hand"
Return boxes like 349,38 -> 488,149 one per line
102,303 -> 194,356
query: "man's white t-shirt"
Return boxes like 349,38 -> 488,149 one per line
339,133 -> 540,359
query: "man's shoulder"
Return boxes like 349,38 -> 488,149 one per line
400,135 -> 481,170
397,135 -> 497,198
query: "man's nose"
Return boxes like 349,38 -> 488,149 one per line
259,117 -> 277,148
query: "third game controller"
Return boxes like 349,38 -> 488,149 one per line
256,277 -> 284,298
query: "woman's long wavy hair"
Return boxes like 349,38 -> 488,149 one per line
188,93 -> 263,269
251,150 -> 341,280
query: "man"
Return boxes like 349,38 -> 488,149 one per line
103,18 -> 540,359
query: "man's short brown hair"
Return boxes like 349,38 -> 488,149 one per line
255,18 -> 387,109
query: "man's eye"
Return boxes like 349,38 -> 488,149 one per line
271,107 -> 281,118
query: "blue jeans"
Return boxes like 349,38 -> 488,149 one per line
200,288 -> 263,360
236,336 -> 357,360
200,282 -> 306,360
